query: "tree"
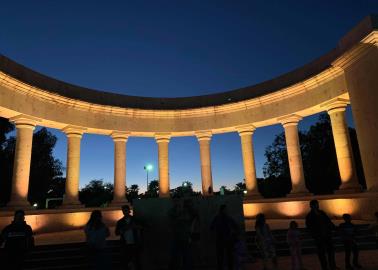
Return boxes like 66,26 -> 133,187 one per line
171,181 -> 197,198
301,114 -> 341,194
126,184 -> 139,203
0,118 -> 14,146
234,182 -> 246,195
257,176 -> 291,198
79,179 -> 113,207
28,128 -> 64,206
0,123 -> 64,206
143,180 -> 159,198
219,185 -> 233,195
263,113 -> 365,196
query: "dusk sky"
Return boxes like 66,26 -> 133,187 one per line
1,1 -> 377,192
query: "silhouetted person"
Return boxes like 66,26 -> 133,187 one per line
115,205 -> 142,270
211,204 -> 238,270
0,210 -> 34,270
369,211 -> 378,248
339,214 -> 362,269
286,221 -> 305,270
168,199 -> 195,270
84,210 -> 111,270
305,200 -> 338,270
255,213 -> 277,270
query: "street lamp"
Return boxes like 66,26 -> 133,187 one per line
144,164 -> 153,191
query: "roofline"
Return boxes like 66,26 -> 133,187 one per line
0,14 -> 376,110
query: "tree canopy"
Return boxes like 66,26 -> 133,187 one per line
263,113 -> 365,196
79,179 -> 113,207
0,119 -> 64,206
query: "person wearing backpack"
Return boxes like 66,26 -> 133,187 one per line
0,209 -> 34,270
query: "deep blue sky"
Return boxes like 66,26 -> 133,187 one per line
1,1 -> 377,191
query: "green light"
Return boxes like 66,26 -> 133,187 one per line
145,164 -> 153,171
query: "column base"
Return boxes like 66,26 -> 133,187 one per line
335,187 -> 362,194
244,193 -> 263,199
287,192 -> 312,198
109,200 -> 129,207
6,200 -> 32,210
366,186 -> 378,193
60,200 -> 83,209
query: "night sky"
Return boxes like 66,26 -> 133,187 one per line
1,1 -> 377,192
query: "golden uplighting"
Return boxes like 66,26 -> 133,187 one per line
322,199 -> 358,218
276,201 -> 306,217
243,203 -> 261,218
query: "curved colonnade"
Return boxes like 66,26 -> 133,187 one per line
0,16 -> 377,224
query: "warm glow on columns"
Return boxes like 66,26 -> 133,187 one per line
111,132 -> 129,205
62,126 -> 85,207
237,125 -> 260,197
7,115 -> 38,208
196,131 -> 213,196
155,133 -> 171,198
279,115 -> 308,195
326,100 -> 359,190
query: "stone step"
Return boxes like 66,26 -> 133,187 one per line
5,223 -> 375,270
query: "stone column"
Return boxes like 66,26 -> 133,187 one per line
196,131 -> 213,196
7,115 -> 38,208
62,126 -> 85,208
325,99 -> 360,192
279,115 -> 308,195
155,133 -> 170,198
333,40 -> 378,191
111,132 -> 129,205
236,125 -> 260,198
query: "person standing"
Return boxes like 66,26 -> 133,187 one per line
84,210 -> 111,270
286,221 -> 305,270
211,204 -> 239,270
339,214 -> 362,269
368,212 -> 378,249
0,210 -> 34,270
115,205 -> 142,270
168,199 -> 195,270
255,213 -> 277,270
305,200 -> 339,270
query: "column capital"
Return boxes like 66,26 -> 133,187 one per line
236,124 -> 256,136
9,114 -> 40,129
111,131 -> 130,142
321,98 -> 349,114
155,133 -> 171,143
63,125 -> 86,138
196,130 -> 212,141
278,114 -> 302,127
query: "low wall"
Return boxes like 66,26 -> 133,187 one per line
0,207 -> 123,234
243,192 -> 378,221
0,192 -> 377,237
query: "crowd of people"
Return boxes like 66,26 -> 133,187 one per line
0,200 -> 377,270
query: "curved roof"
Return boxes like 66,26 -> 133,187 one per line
0,15 -> 376,110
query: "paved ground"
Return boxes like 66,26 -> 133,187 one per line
244,250 -> 378,270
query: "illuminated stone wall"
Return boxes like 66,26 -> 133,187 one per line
243,193 -> 378,220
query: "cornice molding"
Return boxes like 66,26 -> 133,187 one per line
278,114 -> 303,127
332,31 -> 378,70
0,65 -> 344,120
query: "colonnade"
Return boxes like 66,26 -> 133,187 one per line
5,101 -> 361,208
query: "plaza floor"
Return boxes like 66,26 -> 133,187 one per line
245,249 -> 378,270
